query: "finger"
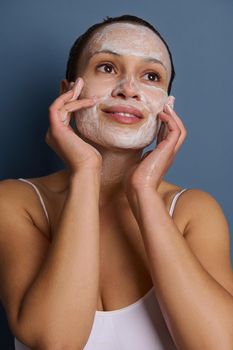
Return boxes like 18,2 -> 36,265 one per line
157,110 -> 181,150
58,97 -> 97,126
61,97 -> 97,114
157,95 -> 175,144
163,104 -> 187,152
164,104 -> 186,134
49,90 -> 73,112
50,77 -> 83,111
162,122 -> 169,139
156,122 -> 166,145
69,77 -> 84,101
159,110 -> 180,135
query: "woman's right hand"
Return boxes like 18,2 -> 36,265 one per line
45,77 -> 102,174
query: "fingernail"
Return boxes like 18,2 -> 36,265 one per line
74,78 -> 83,94
72,78 -> 81,91
168,95 -> 175,109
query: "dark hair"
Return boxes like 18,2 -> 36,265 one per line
65,14 -> 175,95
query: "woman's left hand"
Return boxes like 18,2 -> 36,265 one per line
125,100 -> 187,194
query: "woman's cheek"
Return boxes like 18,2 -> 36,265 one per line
141,87 -> 168,114
139,87 -> 168,137
79,79 -> 94,99
80,74 -> 114,99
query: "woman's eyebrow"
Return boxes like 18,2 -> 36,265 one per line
143,56 -> 167,71
89,49 -> 120,59
89,49 -> 167,71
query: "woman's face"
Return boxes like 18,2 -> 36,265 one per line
74,23 -> 172,150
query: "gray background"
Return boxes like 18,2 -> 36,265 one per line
1,0 -> 233,348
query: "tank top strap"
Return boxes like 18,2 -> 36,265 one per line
18,178 -> 50,224
169,188 -> 188,217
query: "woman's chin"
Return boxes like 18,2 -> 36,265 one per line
74,109 -> 158,151
77,130 -> 154,151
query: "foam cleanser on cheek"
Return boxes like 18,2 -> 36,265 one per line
74,87 -> 167,150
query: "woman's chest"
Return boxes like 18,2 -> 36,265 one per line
96,200 -> 186,312
46,186 -> 187,312
97,210 -> 153,311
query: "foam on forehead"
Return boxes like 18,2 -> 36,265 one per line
88,22 -> 171,75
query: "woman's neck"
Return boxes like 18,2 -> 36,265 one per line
58,146 -> 167,205
97,147 -> 143,206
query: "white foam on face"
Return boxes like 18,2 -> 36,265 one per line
88,23 -> 171,76
74,23 -> 171,149
75,87 -> 167,149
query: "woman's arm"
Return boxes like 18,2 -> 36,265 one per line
0,169 -> 101,350
0,78 -> 102,350
16,169 -> 101,350
126,101 -> 233,349
132,187 -> 233,350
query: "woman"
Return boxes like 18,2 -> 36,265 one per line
0,14 -> 233,350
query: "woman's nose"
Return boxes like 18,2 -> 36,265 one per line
111,77 -> 141,101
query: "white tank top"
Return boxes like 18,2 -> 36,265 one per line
15,178 -> 188,350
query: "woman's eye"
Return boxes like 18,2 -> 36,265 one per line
144,72 -> 160,82
97,63 -> 115,74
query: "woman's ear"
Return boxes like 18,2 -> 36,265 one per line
60,79 -> 74,95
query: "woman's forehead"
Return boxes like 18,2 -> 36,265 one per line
86,23 -> 171,74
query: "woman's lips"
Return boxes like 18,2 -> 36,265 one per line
102,105 -> 143,118
102,105 -> 144,124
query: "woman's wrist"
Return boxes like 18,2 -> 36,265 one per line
69,167 -> 101,188
127,183 -> 159,199
127,185 -> 162,222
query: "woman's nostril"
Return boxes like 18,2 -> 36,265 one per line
117,92 -> 126,98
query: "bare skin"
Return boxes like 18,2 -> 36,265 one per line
15,169 -> 187,312
1,23 -> 232,350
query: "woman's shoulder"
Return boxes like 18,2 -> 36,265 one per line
26,169 -> 70,195
162,180 -> 222,235
0,169 -> 69,196
0,176 -> 37,204
162,179 -> 217,207
0,172 -> 65,237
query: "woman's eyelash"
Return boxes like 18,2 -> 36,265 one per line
144,72 -> 161,82
96,64 -> 162,82
96,63 -> 115,73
